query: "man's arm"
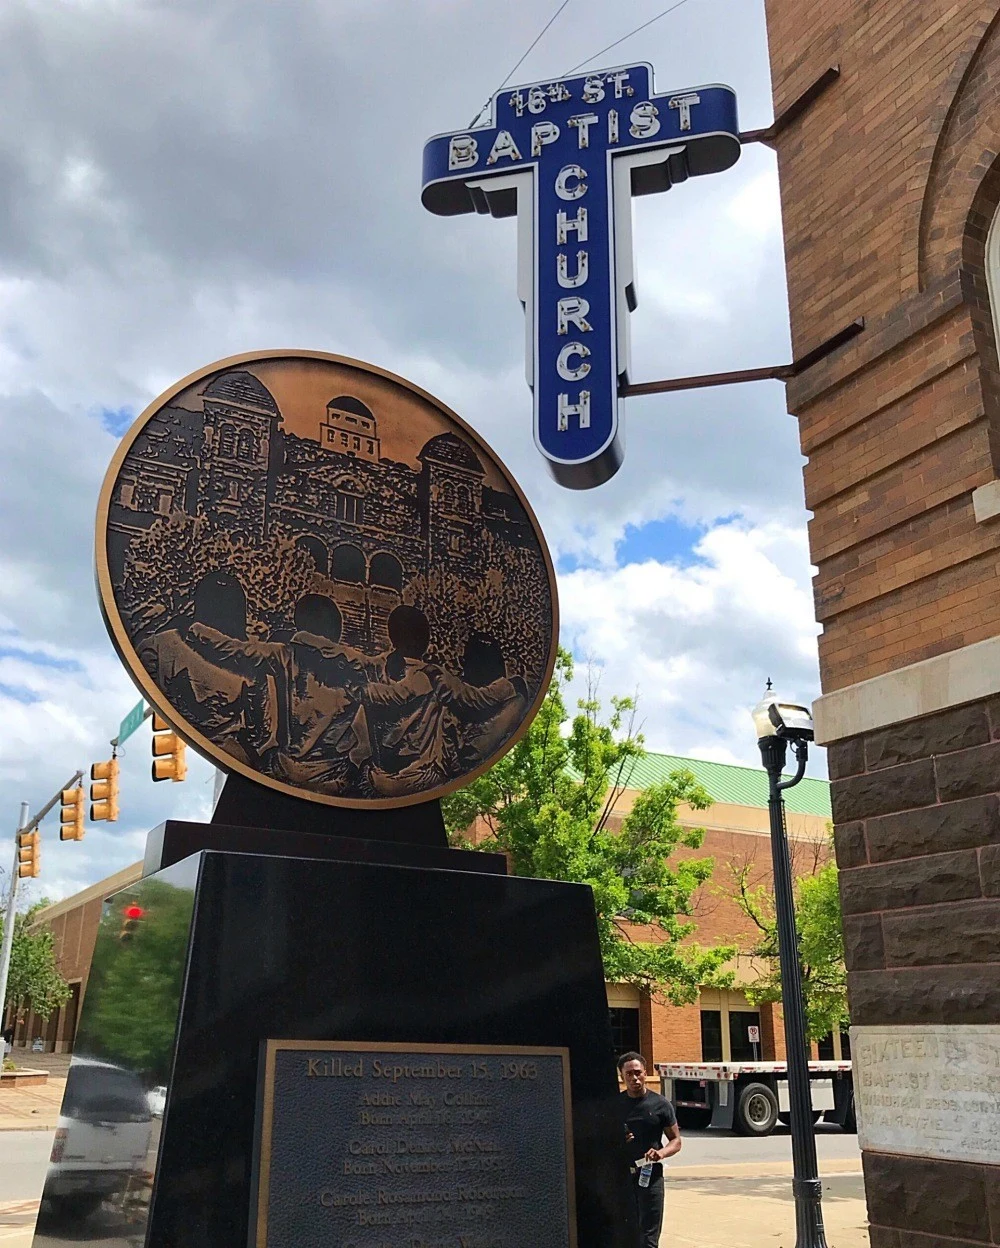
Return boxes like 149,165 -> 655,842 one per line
649,1123 -> 684,1158
436,673 -> 516,714
644,1106 -> 681,1161
363,669 -> 430,708
189,624 -> 284,673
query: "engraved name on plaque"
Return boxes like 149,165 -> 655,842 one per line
255,1041 -> 577,1248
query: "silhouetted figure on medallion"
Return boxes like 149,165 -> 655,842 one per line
361,606 -> 452,797
138,571 -> 283,765
437,631 -> 528,766
275,594 -> 372,794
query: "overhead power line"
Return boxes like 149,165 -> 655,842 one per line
468,0 -> 573,127
565,0 -> 698,74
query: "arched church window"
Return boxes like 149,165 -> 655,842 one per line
295,535 -> 329,576
455,484 -> 471,511
987,206 -> 1000,352
237,429 -> 256,461
991,212 -> 1000,332
440,481 -> 456,511
370,552 -> 403,591
336,492 -> 364,525
332,544 -> 366,583
219,424 -> 237,458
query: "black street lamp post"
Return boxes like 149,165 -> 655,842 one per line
752,687 -> 828,1248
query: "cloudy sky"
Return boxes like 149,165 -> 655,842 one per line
0,0 -> 820,903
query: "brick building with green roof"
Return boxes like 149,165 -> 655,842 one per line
598,751 -> 837,1070
607,752 -> 832,820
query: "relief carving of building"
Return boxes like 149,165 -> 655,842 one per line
107,369 -> 546,660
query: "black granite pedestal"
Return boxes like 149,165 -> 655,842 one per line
34,834 -> 636,1248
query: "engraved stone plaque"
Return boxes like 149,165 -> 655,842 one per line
255,1041 -> 577,1248
853,1024 -> 1000,1165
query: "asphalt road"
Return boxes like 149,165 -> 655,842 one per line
673,1123 -> 861,1168
0,1124 -> 861,1205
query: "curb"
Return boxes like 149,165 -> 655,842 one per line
668,1160 -> 863,1180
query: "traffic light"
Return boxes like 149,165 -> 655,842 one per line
16,829 -> 39,878
90,756 -> 119,822
151,714 -> 187,783
119,902 -> 145,942
59,785 -> 85,842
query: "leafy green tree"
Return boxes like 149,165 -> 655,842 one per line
79,880 -> 194,1083
2,900 -> 71,1024
730,844 -> 848,1040
442,651 -> 735,1003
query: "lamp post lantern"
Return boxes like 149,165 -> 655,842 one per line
751,685 -> 828,1248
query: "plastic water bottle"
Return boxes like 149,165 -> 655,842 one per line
638,1161 -> 653,1188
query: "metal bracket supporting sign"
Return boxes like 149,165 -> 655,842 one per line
422,64 -> 740,489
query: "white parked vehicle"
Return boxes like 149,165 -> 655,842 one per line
45,1057 -> 153,1220
656,1059 -> 856,1136
146,1085 -> 166,1117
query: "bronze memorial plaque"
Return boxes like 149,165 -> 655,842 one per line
96,350 -> 557,808
255,1041 -> 576,1248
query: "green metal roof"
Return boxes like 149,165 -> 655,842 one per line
612,752 -> 832,819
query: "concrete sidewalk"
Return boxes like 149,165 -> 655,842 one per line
0,1051 -> 69,1133
668,1172 -> 869,1248
0,1079 -> 65,1133
0,1200 -> 38,1247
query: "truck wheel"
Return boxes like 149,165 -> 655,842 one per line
735,1082 -> 779,1136
778,1111 -> 822,1126
843,1092 -> 857,1134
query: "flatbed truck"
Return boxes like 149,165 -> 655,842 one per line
655,1060 -> 856,1136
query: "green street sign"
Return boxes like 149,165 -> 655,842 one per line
117,700 -> 146,745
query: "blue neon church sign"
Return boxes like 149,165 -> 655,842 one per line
422,64 -> 740,489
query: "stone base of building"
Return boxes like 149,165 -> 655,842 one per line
829,696 -> 1000,1239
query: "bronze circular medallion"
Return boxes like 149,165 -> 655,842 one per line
96,350 -> 558,808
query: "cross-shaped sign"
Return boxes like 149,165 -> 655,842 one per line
422,64 -> 740,489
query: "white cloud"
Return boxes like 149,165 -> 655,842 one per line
559,519 -> 821,769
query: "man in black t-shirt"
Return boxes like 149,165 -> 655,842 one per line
618,1051 -> 681,1248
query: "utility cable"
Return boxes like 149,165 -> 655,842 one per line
565,0 -> 698,74
468,0 -> 573,127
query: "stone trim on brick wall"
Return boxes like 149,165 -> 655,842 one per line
973,479 -> 1000,521
814,635 -> 1000,743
